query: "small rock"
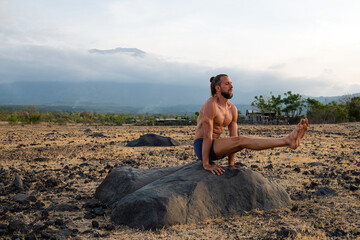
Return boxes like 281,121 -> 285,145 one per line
290,205 -> 298,212
84,211 -> 96,219
8,220 -> 28,234
0,229 -> 6,236
309,181 -> 318,189
25,233 -> 37,240
93,207 -> 105,216
90,133 -> 105,138
276,227 -> 297,238
54,218 -> 65,227
82,199 -> 102,210
58,229 -> 71,238
75,195 -> 82,200
294,167 -> 301,173
33,158 -> 49,162
40,229 -> 56,239
44,178 -> 59,188
35,201 -> 45,210
264,164 -> 273,169
47,203 -> 80,212
308,162 -> 327,166
13,175 -> 24,191
314,187 -> 338,197
104,224 -> 115,231
92,221 -> 99,228
349,184 -> 358,191
11,234 -> 22,240
14,193 -> 37,204
0,223 -> 7,230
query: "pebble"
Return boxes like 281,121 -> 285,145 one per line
47,203 -> 80,212
8,220 -> 28,234
314,187 -> 338,197
44,178 -> 59,188
349,184 -> 358,191
93,207 -> 105,216
92,220 -> 99,228
84,211 -> 96,219
13,175 -> 24,191
14,193 -> 37,204
264,164 -> 273,169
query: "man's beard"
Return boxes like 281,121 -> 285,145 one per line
221,91 -> 233,99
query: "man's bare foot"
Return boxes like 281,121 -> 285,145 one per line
285,118 -> 309,149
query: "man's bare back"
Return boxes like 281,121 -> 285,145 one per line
193,74 -> 309,175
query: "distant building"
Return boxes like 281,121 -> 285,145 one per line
154,118 -> 188,125
245,109 -> 276,124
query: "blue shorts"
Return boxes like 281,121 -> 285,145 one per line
193,138 -> 224,162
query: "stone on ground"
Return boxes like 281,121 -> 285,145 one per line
126,134 -> 179,147
95,161 -> 291,229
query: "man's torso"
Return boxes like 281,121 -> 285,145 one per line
194,97 -> 235,139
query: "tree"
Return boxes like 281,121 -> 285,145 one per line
19,106 -> 41,124
8,113 -> 18,124
251,95 -> 271,113
269,93 -> 283,122
347,97 -> 360,122
282,91 -> 305,122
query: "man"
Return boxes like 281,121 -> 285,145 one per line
194,74 -> 309,175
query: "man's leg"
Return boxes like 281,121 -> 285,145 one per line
213,118 -> 309,158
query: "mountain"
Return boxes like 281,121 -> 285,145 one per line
0,81 -> 358,114
89,48 -> 146,57
308,93 -> 360,104
0,81 -> 209,113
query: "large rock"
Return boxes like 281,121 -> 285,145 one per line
126,134 -> 179,147
95,161 -> 291,229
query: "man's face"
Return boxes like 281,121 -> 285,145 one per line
219,76 -> 233,99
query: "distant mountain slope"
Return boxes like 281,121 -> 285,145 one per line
309,93 -> 360,104
0,81 -> 209,113
89,48 -> 146,57
1,81 -> 358,114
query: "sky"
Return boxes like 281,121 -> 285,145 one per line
1,0 -> 360,99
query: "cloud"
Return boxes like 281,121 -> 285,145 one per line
268,63 -> 286,70
0,43 -> 357,101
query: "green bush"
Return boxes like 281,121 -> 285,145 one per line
8,114 -> 18,124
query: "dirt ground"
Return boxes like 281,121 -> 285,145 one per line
0,122 -> 359,239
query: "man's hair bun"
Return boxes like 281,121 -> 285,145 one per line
210,76 -> 215,83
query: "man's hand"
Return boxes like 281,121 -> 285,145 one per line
203,163 -> 225,175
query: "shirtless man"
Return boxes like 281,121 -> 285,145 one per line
194,74 -> 309,175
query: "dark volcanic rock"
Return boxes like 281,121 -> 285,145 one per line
95,161 -> 291,229
13,175 -> 24,191
14,193 -> 37,204
89,132 -> 105,138
44,178 -> 59,188
47,203 -> 80,212
8,220 -> 28,234
126,134 -> 180,147
308,162 -> 327,167
33,158 -> 49,162
314,187 -> 338,197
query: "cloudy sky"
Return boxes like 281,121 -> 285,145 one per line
1,0 -> 360,98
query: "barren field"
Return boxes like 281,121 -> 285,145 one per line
0,122 -> 359,239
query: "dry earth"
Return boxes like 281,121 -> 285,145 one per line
0,122 -> 359,239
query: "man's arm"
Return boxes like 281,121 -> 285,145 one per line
228,105 -> 238,167
201,102 -> 224,175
